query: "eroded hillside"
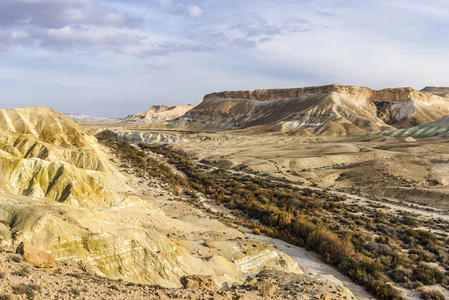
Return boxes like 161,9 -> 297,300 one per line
0,106 -> 346,295
168,84 -> 449,136
0,107 -> 125,208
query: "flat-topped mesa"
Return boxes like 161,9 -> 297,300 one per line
204,84 -> 439,104
169,84 -> 449,136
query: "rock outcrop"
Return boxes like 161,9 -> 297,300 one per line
16,241 -> 56,268
0,107 -> 125,208
95,129 -> 191,144
168,84 -> 449,136
125,102 -> 200,123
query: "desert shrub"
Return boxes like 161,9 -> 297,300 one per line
413,265 -> 444,285
406,230 -> 437,247
400,216 -> 418,226
409,248 -> 435,263
67,272 -> 82,279
0,295 -> 12,300
388,266 -> 412,283
365,242 -> 392,256
11,284 -> 41,299
12,266 -> 30,277
404,280 -> 423,289
9,255 -> 22,263
375,235 -> 390,244
252,228 -> 261,235
374,211 -> 389,223
70,288 -> 81,296
419,289 -> 445,300
306,227 -> 354,264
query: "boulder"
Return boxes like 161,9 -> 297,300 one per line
180,275 -> 218,291
16,242 -> 55,268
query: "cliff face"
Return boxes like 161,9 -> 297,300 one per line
169,85 -> 449,136
125,102 -> 200,123
205,84 -> 437,103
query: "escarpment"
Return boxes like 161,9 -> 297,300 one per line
169,84 -> 449,136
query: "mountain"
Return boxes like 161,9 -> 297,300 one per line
65,113 -> 111,122
125,102 -> 200,123
168,84 -> 449,136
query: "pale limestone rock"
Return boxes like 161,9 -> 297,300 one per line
16,241 -> 55,268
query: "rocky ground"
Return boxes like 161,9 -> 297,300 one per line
0,246 -> 351,300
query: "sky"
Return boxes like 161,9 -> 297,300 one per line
0,0 -> 448,118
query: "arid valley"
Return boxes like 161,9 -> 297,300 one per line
0,85 -> 447,299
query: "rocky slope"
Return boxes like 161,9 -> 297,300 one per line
374,114 -> 449,138
125,102 -> 200,123
0,106 -> 309,291
0,107 -> 125,208
168,84 -> 449,136
0,249 -> 354,300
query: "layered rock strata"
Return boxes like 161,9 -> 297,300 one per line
169,84 -> 449,136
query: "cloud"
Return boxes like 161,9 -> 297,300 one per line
159,0 -> 173,8
0,0 -> 132,29
140,41 -> 212,57
186,5 -> 203,17
1,0 -> 449,118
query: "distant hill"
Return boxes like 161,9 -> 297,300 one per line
168,84 -> 449,136
124,102 -> 200,123
64,113 -> 111,121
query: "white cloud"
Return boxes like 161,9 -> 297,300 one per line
159,0 -> 173,8
1,0 -> 449,117
186,5 -> 203,17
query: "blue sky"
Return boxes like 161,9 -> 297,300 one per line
0,0 -> 448,118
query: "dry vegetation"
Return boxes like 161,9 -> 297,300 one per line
100,139 -> 449,300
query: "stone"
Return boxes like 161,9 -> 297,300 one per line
204,241 -> 216,248
255,278 -> 278,297
16,242 -> 55,268
180,275 -> 218,292
243,277 -> 258,286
